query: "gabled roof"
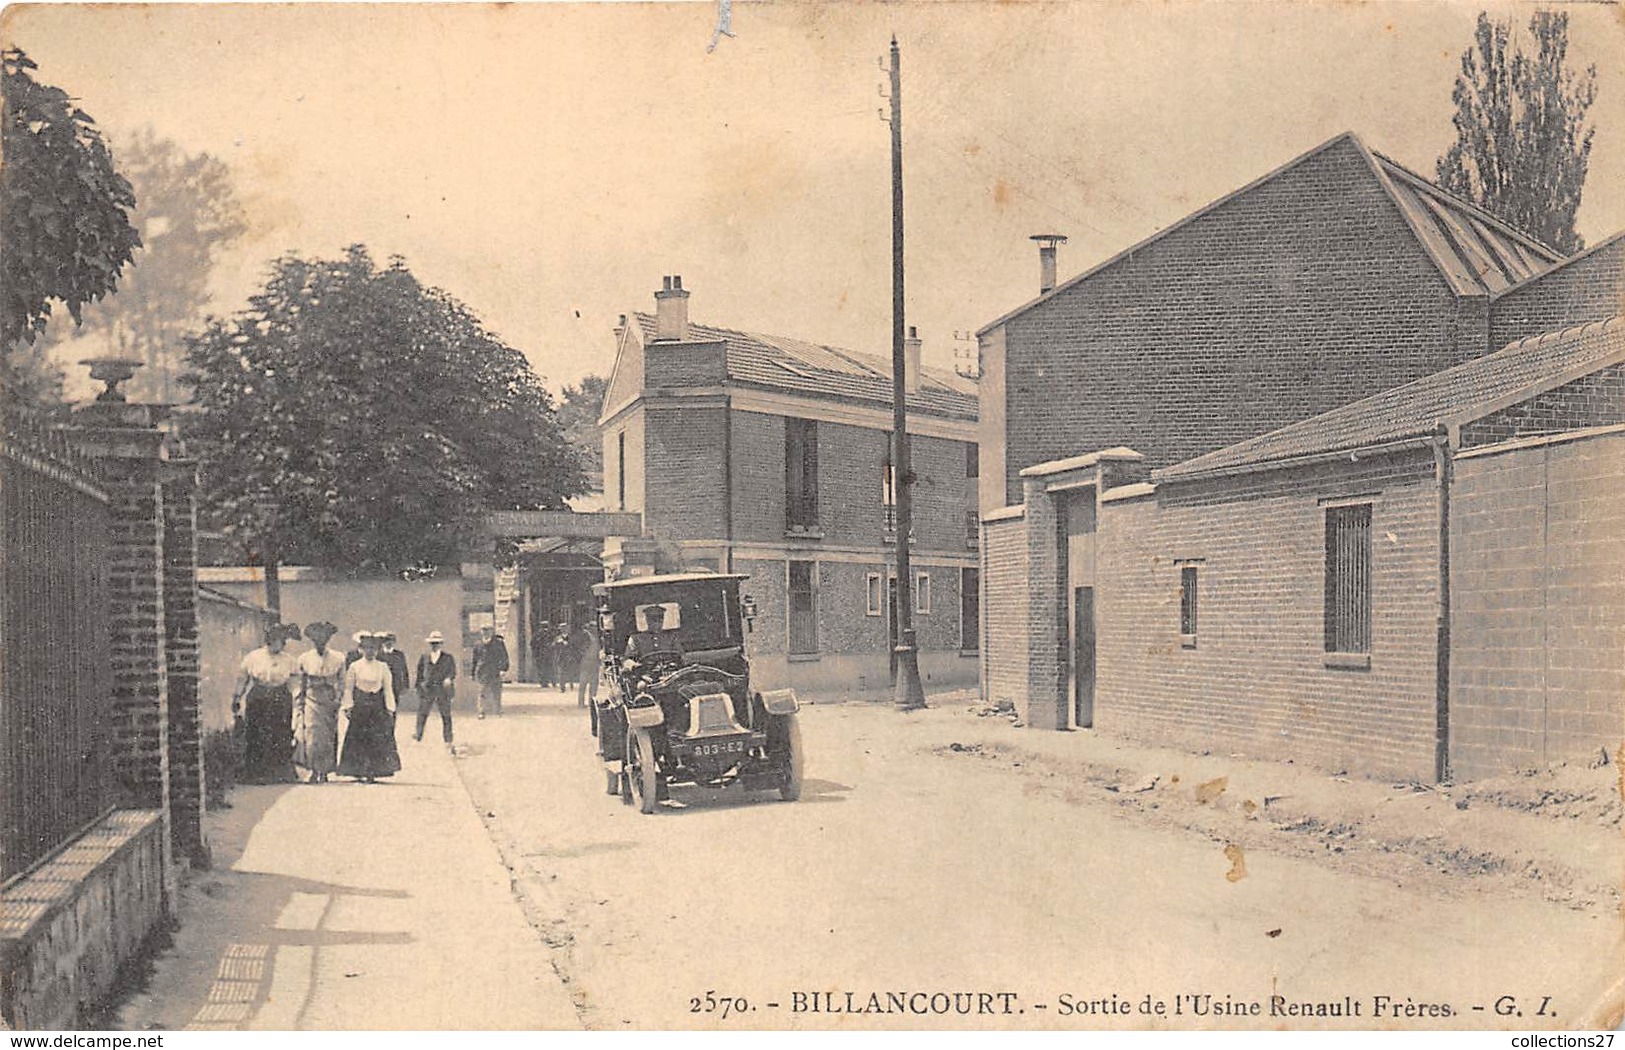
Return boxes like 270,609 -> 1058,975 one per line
979,132 -> 1564,336
631,314 -> 978,421
1155,315 -> 1625,482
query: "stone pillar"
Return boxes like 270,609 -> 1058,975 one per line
1022,474 -> 1066,730
161,455 -> 208,869
67,400 -> 174,890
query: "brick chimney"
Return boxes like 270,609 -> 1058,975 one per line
654,275 -> 690,341
1031,233 -> 1068,294
905,326 -> 922,393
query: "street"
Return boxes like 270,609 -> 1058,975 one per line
452,686 -> 1623,1031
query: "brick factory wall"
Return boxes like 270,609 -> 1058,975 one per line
994,136 -> 1468,505
1489,236 -> 1625,350
1095,452 -> 1442,781
1449,430 -> 1625,778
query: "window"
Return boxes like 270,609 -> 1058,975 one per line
960,567 -> 980,651
1179,565 -> 1198,647
966,442 -> 979,478
785,418 -> 819,531
788,560 -> 819,655
865,573 -> 883,617
881,434 -> 897,532
915,571 -> 931,615
616,431 -> 626,510
1324,504 -> 1373,658
965,509 -> 980,549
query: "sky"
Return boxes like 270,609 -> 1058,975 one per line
7,1 -> 1625,398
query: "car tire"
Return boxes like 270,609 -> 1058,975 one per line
778,713 -> 804,802
629,727 -> 659,815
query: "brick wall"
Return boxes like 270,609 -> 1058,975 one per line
643,339 -> 727,387
1459,363 -> 1625,447
1489,235 -> 1625,351
981,513 -> 1030,714
160,462 -> 207,868
1095,452 -> 1443,782
731,411 -> 786,541
1449,430 -> 1625,778
644,404 -> 727,540
995,136 -> 1467,505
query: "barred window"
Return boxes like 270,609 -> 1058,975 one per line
1179,565 -> 1198,644
1324,504 -> 1372,655
788,560 -> 819,655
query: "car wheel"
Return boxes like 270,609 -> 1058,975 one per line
628,727 -> 659,815
778,713 -> 804,802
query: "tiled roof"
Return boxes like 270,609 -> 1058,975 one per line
1371,151 -> 1561,295
633,314 -> 978,420
1156,316 -> 1625,481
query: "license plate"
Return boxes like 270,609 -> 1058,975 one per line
688,738 -> 747,758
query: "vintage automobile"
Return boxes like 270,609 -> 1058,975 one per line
590,572 -> 803,814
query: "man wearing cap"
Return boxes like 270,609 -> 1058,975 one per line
414,630 -> 457,746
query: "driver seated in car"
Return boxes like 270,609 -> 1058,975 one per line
623,604 -> 684,669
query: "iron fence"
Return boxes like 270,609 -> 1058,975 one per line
0,400 -> 114,881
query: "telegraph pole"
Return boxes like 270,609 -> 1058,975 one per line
887,35 -> 926,711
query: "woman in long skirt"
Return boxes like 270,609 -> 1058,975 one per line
337,631 -> 402,782
232,624 -> 300,783
294,621 -> 346,783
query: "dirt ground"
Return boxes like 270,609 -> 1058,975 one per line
930,689 -> 1623,918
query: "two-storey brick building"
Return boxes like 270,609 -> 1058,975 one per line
599,277 -> 981,697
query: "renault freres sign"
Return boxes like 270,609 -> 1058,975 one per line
483,510 -> 643,539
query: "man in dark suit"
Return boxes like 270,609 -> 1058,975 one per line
471,625 -> 509,718
380,632 -> 411,726
414,630 -> 457,747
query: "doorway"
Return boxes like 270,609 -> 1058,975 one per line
1073,585 -> 1095,728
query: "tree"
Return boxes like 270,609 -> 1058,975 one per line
35,130 -> 248,404
555,373 -> 608,481
0,48 -> 140,360
1436,11 -> 1597,255
183,246 -> 586,577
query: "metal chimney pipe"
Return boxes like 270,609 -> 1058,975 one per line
1030,233 -> 1068,294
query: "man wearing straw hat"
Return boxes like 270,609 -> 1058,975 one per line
414,630 -> 457,747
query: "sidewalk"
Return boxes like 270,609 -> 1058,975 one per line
111,721 -> 580,1031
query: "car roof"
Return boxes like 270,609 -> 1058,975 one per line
593,572 -> 748,593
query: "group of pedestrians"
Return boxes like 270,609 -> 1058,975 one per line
233,622 -> 463,785
530,618 -> 597,704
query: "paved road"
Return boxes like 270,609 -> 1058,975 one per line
455,686 -> 1620,1032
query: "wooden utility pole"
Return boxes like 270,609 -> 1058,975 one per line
888,35 -> 926,711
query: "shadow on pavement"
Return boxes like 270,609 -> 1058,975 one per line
110,784 -> 415,1032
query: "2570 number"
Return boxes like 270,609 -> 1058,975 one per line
690,990 -> 752,1018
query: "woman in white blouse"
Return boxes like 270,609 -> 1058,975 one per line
231,624 -> 300,783
336,631 -> 402,782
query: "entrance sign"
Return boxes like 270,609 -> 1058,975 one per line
484,510 -> 642,539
